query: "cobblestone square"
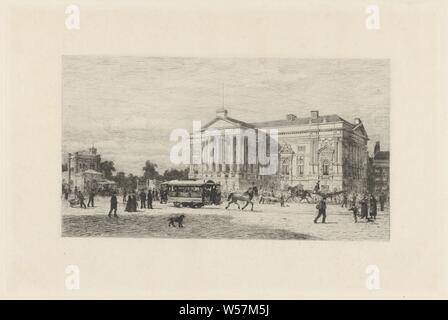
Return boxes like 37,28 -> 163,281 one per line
62,197 -> 389,241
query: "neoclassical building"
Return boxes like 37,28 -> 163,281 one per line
188,108 -> 369,193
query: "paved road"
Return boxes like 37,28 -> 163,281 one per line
62,196 -> 389,241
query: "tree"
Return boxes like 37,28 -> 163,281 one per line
142,160 -> 161,180
100,160 -> 116,180
126,173 -> 138,191
162,168 -> 189,181
112,171 -> 127,189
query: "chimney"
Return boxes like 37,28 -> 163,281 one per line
216,108 -> 228,119
286,114 -> 297,121
310,111 -> 319,120
354,118 -> 361,125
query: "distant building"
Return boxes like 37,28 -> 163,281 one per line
189,109 -> 369,193
137,179 -> 161,191
62,146 -> 116,193
370,141 -> 390,196
70,146 -> 101,173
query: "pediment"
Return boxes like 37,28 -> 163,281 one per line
280,143 -> 294,154
353,123 -> 368,138
202,116 -> 253,131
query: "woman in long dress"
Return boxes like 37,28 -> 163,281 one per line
360,196 -> 368,219
125,195 -> 132,212
131,194 -> 138,212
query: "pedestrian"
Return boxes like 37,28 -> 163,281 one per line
64,188 -> 69,201
370,195 -> 377,220
131,194 -> 137,212
78,190 -> 86,209
360,196 -> 368,219
379,192 -> 386,211
123,189 -> 127,203
147,189 -> 153,209
349,204 -> 359,223
351,193 -> 357,208
125,195 -> 132,212
313,180 -> 320,193
160,190 -> 164,204
108,192 -> 118,217
87,190 -> 95,207
341,192 -> 348,208
139,190 -> 147,209
280,194 -> 285,207
313,197 -> 327,224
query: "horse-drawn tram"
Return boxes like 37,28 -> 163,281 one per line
160,180 -> 221,208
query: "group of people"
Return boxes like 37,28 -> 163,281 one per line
65,186 -> 161,218
313,191 -> 388,224
65,186 -> 96,209
342,192 -> 387,221
123,189 -> 154,212
108,189 -> 158,217
122,189 -> 160,204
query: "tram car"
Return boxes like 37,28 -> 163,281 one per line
160,180 -> 221,208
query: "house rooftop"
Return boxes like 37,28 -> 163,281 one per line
374,151 -> 390,161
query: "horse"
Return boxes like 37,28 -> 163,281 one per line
225,188 -> 255,211
294,190 -> 313,203
286,186 -> 314,203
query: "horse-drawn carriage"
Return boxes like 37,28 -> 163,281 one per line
68,195 -> 80,207
160,180 -> 221,208
281,185 -> 346,204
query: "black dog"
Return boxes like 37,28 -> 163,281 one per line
168,214 -> 185,228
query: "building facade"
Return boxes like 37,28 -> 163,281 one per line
62,146 -> 116,193
369,141 -> 390,197
188,109 -> 369,193
69,146 -> 101,174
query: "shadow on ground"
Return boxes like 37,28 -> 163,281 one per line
62,214 -> 318,240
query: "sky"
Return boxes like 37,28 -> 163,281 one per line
62,57 -> 389,175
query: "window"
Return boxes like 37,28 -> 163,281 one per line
282,164 -> 289,175
297,156 -> 304,176
297,164 -> 304,176
322,161 -> 329,175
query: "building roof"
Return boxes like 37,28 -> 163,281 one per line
374,151 -> 390,161
250,114 -> 348,128
201,110 -> 368,139
75,150 -> 100,157
161,180 -> 218,187
83,169 -> 103,175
